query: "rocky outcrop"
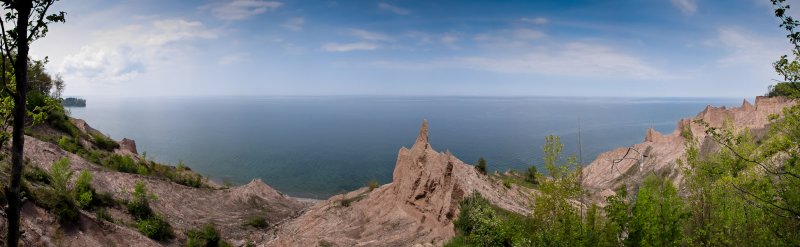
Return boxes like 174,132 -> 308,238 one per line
582,96 -> 796,202
119,138 -> 138,154
264,120 -> 533,246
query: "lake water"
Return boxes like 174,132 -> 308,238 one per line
67,96 -> 742,199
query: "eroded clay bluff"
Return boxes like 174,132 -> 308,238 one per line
581,96 -> 796,202
263,120 -> 534,247
5,119 -> 311,246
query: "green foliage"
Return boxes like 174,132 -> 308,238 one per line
627,175 -> 688,247
45,158 -> 79,223
62,97 -> 85,107
23,166 -> 50,184
127,181 -> 174,241
452,193 -> 528,246
525,165 -> 538,184
475,157 -> 487,175
186,223 -> 232,247
57,136 -> 80,153
91,132 -> 119,151
127,181 -> 155,220
244,215 -> 268,228
136,215 -> 173,241
74,170 -> 94,209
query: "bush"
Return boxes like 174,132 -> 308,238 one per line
74,170 -> 94,209
453,193 -> 509,246
136,215 -> 173,241
108,154 -> 139,174
127,181 -> 174,241
244,215 -> 268,228
186,223 -> 232,247
91,132 -> 119,151
475,157 -> 487,175
367,178 -> 380,191
23,166 -> 50,184
42,157 -> 78,223
127,181 -> 155,220
95,208 -> 112,222
57,136 -> 81,153
525,166 -> 538,184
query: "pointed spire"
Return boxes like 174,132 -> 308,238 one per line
416,119 -> 429,144
741,99 -> 754,111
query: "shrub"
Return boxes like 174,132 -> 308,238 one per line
57,136 -> 81,153
95,208 -> 112,222
127,181 -> 174,241
186,223 -> 227,247
127,181 -> 155,220
91,132 -> 119,151
74,170 -> 94,209
453,193 -> 508,246
136,215 -> 173,241
39,158 -> 79,223
244,215 -> 268,228
108,154 -> 139,174
367,178 -> 379,191
475,157 -> 487,175
525,166 -> 538,184
23,166 -> 50,184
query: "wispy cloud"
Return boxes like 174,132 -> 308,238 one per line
219,53 -> 247,65
520,17 -> 548,25
377,2 -> 410,15
671,0 -> 697,15
374,42 -> 663,80
713,27 -> 786,68
322,42 -> 379,52
204,0 -> 283,21
61,19 -> 218,82
282,17 -> 305,31
350,29 -> 393,41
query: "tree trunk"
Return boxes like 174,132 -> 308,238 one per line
6,1 -> 32,246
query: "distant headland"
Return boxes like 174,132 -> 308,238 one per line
62,97 -> 86,107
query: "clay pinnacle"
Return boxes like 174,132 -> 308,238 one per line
416,119 -> 429,144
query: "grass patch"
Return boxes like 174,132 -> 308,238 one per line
186,223 -> 232,247
244,214 -> 268,228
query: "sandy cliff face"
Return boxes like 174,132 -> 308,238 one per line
5,120 -> 311,246
581,96 -> 796,201
265,120 -> 533,247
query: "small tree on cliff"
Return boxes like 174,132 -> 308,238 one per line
475,157 -> 487,175
0,1 -> 65,246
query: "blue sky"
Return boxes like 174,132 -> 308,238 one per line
29,0 -> 797,97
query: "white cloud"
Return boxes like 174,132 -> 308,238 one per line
282,17 -> 305,31
374,42 -> 663,80
60,19 -> 218,82
671,0 -> 697,15
440,33 -> 458,45
378,2 -> 410,15
350,29 -> 393,41
713,27 -> 787,71
520,17 -> 548,25
204,0 -> 283,21
219,53 -> 247,65
322,42 -> 379,52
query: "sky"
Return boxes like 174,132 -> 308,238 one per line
26,0 -> 800,98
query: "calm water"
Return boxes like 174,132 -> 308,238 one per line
68,96 -> 742,199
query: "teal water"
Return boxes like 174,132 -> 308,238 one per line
67,96 -> 742,199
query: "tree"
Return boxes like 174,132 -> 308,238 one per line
0,1 -> 65,245
475,157 -> 487,175
525,165 -> 538,184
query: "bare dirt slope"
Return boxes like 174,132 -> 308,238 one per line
264,120 -> 535,247
1,120 -> 311,246
581,96 -> 796,202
